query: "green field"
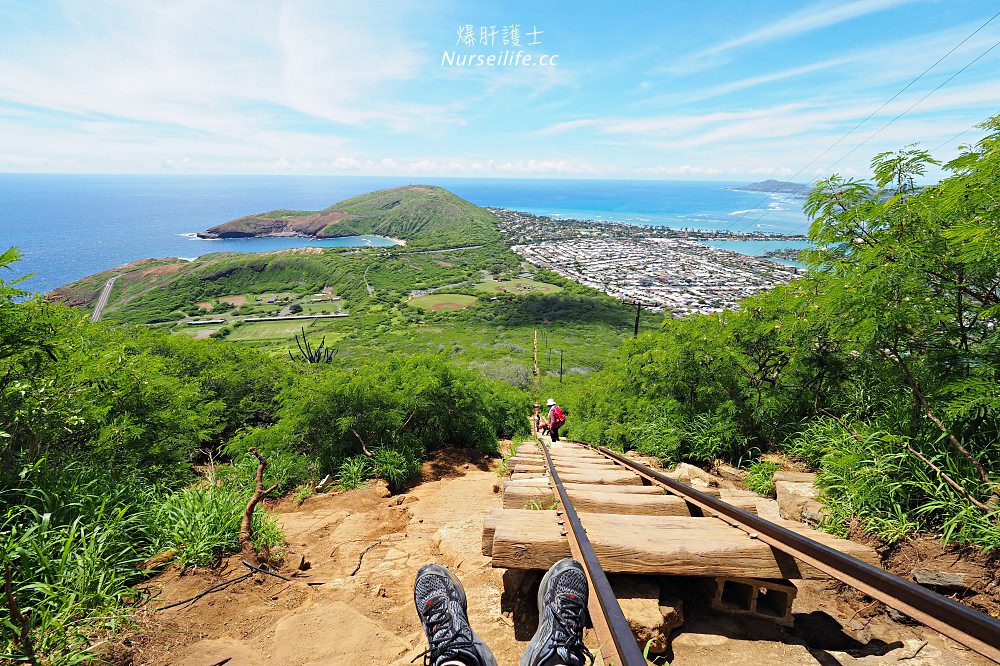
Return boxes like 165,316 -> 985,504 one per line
227,320 -> 315,341
298,301 -> 342,314
475,279 -> 562,295
406,293 -> 478,311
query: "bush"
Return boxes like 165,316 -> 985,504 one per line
745,460 -> 780,496
337,455 -> 372,490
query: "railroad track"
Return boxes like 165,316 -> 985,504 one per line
483,438 -> 1000,665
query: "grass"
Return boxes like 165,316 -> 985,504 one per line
155,484 -> 283,567
297,301 -> 342,314
406,293 -> 478,311
2,462 -> 284,664
475,278 -> 562,295
52,240 -> 662,390
745,460 -> 781,496
337,456 -> 371,490
227,320 -> 315,341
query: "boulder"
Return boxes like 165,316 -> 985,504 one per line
669,462 -> 718,488
775,480 -> 826,526
609,575 -> 683,654
714,463 -> 748,483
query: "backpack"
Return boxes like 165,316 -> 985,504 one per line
551,405 -> 565,428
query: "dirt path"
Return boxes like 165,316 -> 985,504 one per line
127,451 -> 989,666
133,451 -> 525,666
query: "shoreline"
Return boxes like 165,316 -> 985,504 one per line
489,207 -> 809,241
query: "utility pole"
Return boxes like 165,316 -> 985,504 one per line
533,329 -> 539,376
633,301 -> 641,336
559,350 -> 564,383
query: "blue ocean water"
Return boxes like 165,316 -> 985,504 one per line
0,175 -> 810,293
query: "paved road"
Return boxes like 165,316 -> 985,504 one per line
91,276 -> 118,322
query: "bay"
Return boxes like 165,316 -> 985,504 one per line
0,174 -> 810,293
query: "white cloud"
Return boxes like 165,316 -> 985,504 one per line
705,0 -> 918,56
662,0 -> 920,74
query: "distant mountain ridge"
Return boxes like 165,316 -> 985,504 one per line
198,185 -> 500,248
733,179 -> 813,196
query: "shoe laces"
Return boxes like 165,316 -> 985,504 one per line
549,594 -> 595,665
413,596 -> 480,666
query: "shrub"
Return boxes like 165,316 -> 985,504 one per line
154,484 -> 282,567
745,460 -> 780,496
337,455 -> 371,490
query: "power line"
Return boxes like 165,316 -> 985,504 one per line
733,33 -> 1000,236
723,10 -> 1000,235
930,120 -> 984,153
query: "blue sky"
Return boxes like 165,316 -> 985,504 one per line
0,0 -> 998,180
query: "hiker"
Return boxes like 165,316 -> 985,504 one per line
542,398 -> 566,442
413,558 -> 593,666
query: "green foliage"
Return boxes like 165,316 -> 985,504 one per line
293,484 -> 313,505
524,499 -> 560,510
744,460 -> 779,496
336,455 -> 371,490
576,114 -> 1000,550
320,185 -> 501,248
371,446 -> 423,490
0,458 -> 284,664
272,354 -> 529,478
154,483 -> 282,568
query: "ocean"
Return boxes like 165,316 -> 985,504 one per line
0,174 -> 810,293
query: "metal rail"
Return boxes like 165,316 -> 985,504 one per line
590,443 -> 1000,664
537,439 -> 647,666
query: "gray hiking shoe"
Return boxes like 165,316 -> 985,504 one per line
520,558 -> 595,666
414,563 -> 498,666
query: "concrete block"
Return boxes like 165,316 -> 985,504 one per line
710,577 -> 797,626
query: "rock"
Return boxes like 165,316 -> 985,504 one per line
886,607 -> 918,625
775,480 -> 826,526
297,554 -> 311,571
773,471 -> 817,484
166,637 -> 266,665
714,463 -> 748,483
755,497 -> 782,520
911,567 -> 972,592
371,479 -> 392,498
625,452 -> 662,469
434,518 -> 480,564
609,575 -> 683,654
669,632 -> 727,648
671,462 -> 718,487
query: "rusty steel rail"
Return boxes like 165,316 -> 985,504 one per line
537,439 -> 647,666
588,443 -> 1000,663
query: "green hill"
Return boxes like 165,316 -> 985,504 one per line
47,182 -> 654,383
198,185 -> 499,248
